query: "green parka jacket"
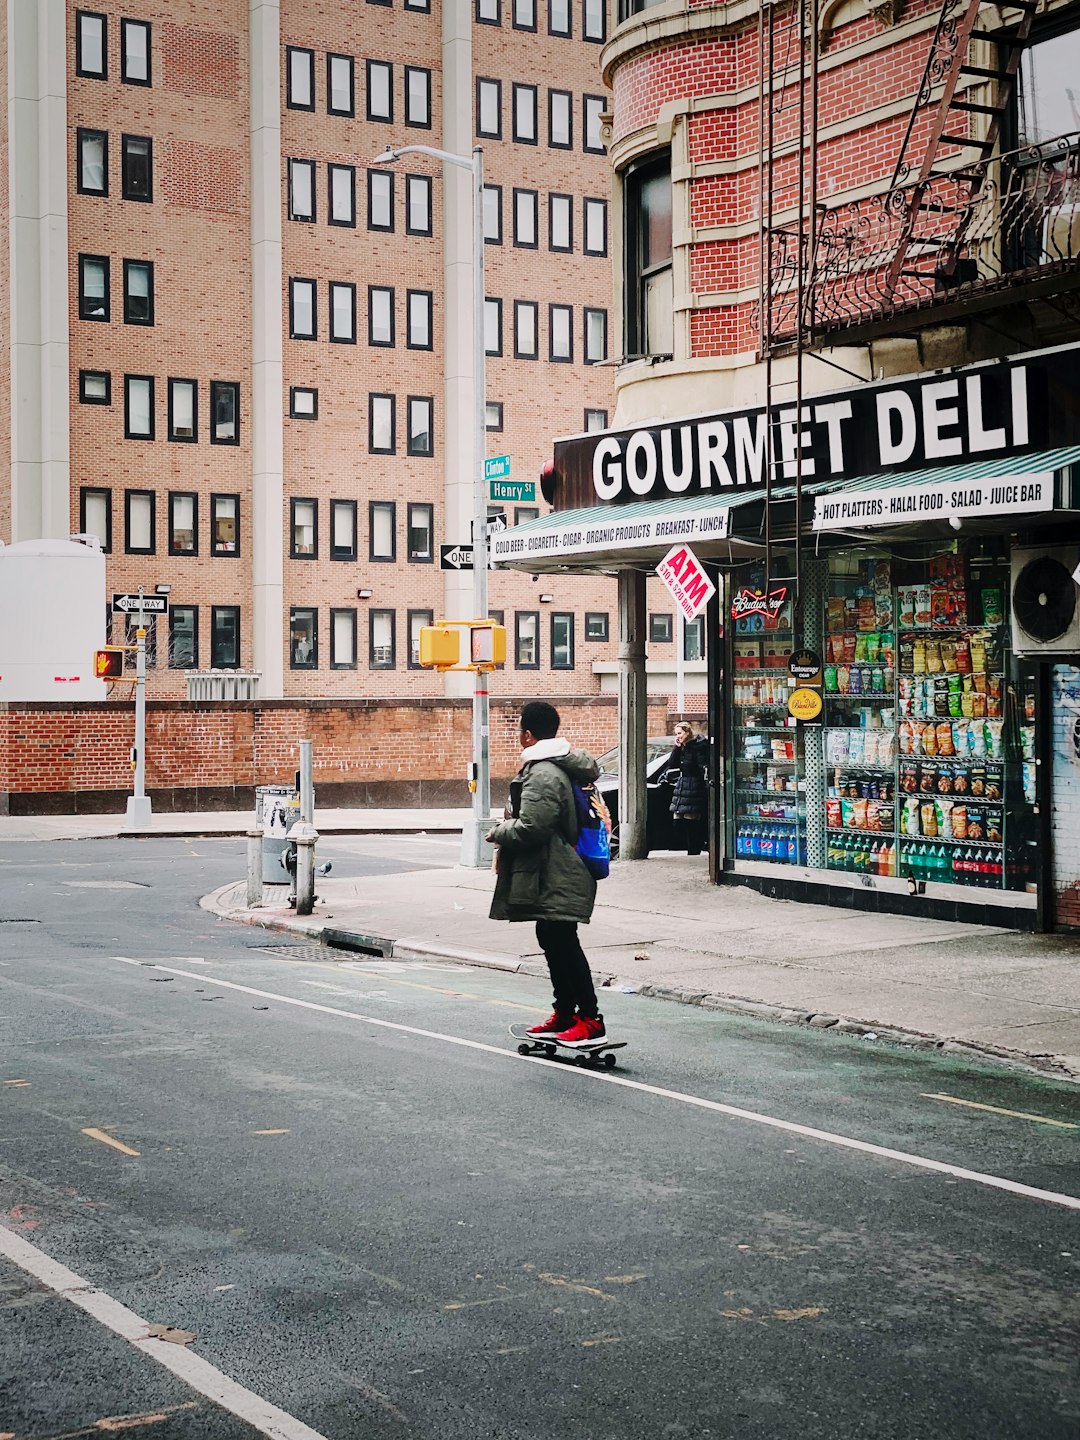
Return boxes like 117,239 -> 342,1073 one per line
488,741 -> 600,923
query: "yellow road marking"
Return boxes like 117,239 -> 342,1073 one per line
538,1273 -> 618,1301
772,1306 -> 827,1321
921,1093 -> 1078,1130
604,1273 -> 647,1284
81,1128 -> 141,1157
581,1334 -> 621,1346
3,1079 -> 30,1087
252,1128 -> 290,1136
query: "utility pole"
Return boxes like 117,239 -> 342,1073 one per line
124,587 -> 152,829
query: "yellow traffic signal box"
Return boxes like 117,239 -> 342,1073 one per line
418,624 -> 463,669
417,621 -> 507,671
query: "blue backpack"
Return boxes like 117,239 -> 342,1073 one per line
571,781 -> 612,880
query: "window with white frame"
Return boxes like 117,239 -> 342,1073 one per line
286,47 -> 314,109
370,501 -> 396,560
514,189 -> 538,247
369,286 -> 394,345
121,18 -> 151,84
369,393 -> 395,453
291,499 -> 317,558
328,164 -> 355,226
514,300 -> 538,359
331,608 -> 357,668
167,378 -> 197,441
407,289 -> 432,349
549,192 -> 572,252
368,169 -> 393,230
408,503 -> 434,561
484,297 -> 502,355
549,90 -> 572,148
483,184 -> 503,243
405,66 -> 431,127
370,610 -> 395,669
327,53 -> 354,115
513,83 -> 537,143
407,395 -> 434,455
477,78 -> 501,138
288,159 -> 315,221
406,174 -> 432,234
584,197 -> 607,255
330,281 -> 357,343
124,374 -> 154,439
330,500 -> 357,561
550,303 -> 572,361
76,11 -> 107,78
290,278 -> 316,339
77,129 -> 107,194
367,60 -> 393,121
585,307 -> 607,363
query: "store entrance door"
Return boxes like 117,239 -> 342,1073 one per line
1049,663 -> 1080,929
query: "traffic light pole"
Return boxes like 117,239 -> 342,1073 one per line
124,587 -> 152,829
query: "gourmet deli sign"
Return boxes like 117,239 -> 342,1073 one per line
548,343 -> 1080,511
813,472 -> 1055,531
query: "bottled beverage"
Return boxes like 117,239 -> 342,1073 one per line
985,848 -> 1003,888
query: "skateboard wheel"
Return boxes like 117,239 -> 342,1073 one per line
544,1044 -> 557,1057
603,1052 -> 617,1069
517,1043 -> 531,1056
576,1054 -> 590,1067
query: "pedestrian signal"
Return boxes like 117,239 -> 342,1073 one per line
94,647 -> 125,679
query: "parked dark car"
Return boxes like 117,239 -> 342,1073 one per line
594,737 -> 683,856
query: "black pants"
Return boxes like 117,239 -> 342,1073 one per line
535,920 -> 599,1019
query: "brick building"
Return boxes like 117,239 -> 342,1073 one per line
1,0 -> 696,705
494,0 -> 1080,926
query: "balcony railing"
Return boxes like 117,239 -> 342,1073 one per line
765,132 -> 1080,347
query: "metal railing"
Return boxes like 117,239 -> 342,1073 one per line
186,671 -> 261,700
764,132 -> 1080,346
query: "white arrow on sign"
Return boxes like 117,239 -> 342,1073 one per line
440,545 -> 475,571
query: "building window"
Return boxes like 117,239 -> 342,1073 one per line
290,498 -> 317,558
549,90 -> 572,148
551,613 -> 574,669
330,609 -> 357,669
290,386 -> 318,419
649,612 -> 673,643
408,609 -> 434,668
76,11 -> 107,79
124,374 -> 154,439
77,129 -> 108,195
121,134 -> 152,201
78,254 -> 109,321
405,66 -> 431,127
370,610 -> 396,669
169,606 -> 198,669
485,401 -> 504,431
407,289 -> 433,349
515,506 -> 539,524
584,407 -> 608,431
330,281 -> 357,343
584,0 -> 606,41
210,381 -> 239,445
489,609 -> 505,628
211,607 -> 240,668
212,494 -> 239,555
684,614 -> 705,661
405,0 -> 431,11
513,83 -> 538,144
549,0 -> 571,33
584,197 -> 607,255
626,153 -> 673,357
484,297 -> 503,355
550,303 -> 572,361
286,46 -> 315,110
407,502 -> 434,561
367,60 -> 393,121
515,611 -> 539,668
167,378 -> 197,442
289,277 -> 317,339
407,395 -> 434,455
483,184 -> 503,244
370,501 -> 396,561
79,369 -> 111,405
369,286 -> 395,346
1017,28 -> 1080,144
514,300 -> 538,359
369,393 -> 396,454
168,492 -> 198,556
120,18 -> 151,85
585,611 -> 608,640
549,192 -> 573,252
328,164 -> 356,226
584,95 -> 606,152
511,189 -> 538,249
123,260 -> 154,325
585,307 -> 608,363
406,174 -> 432,235
290,608 -> 317,669
477,0 -> 501,20
287,159 -> 315,222
80,487 -> 111,551
368,169 -> 393,230
327,53 -> 355,116
477,78 -> 502,139
330,499 -> 357,561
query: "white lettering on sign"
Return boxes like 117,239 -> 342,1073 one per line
656,543 -> 716,622
813,473 -> 1054,530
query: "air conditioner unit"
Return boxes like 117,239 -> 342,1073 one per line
1010,545 -> 1080,655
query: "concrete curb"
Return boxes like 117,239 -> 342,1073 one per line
205,892 -> 1080,1085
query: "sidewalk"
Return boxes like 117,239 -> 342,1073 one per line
0,808 -> 472,843
202,832 -> 1080,1084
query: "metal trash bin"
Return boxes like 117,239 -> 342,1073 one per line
255,784 -> 299,883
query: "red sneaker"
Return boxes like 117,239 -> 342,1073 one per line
554,1015 -> 606,1048
526,1011 -> 573,1037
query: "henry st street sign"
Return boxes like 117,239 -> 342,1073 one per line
489,479 -> 537,503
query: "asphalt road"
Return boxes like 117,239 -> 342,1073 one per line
1,836 -> 1078,1439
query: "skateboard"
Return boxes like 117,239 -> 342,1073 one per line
509,1022 -> 627,1070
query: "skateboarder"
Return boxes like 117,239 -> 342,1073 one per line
486,701 -> 606,1047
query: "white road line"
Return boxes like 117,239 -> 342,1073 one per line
111,956 -> 1080,1215
0,1224 -> 330,1440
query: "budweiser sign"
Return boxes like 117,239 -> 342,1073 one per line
730,586 -> 788,621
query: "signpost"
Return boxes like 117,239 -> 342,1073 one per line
113,593 -> 168,614
124,588 -> 152,830
440,544 -> 475,571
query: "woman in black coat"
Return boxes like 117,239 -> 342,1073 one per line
665,722 -> 709,855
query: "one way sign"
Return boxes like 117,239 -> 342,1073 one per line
440,544 -> 474,571
113,593 -> 168,614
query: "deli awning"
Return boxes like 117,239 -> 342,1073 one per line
490,489 -> 767,574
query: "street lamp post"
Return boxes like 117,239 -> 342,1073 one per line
373,143 -> 490,868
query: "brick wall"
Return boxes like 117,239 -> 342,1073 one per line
0,694 -> 669,812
